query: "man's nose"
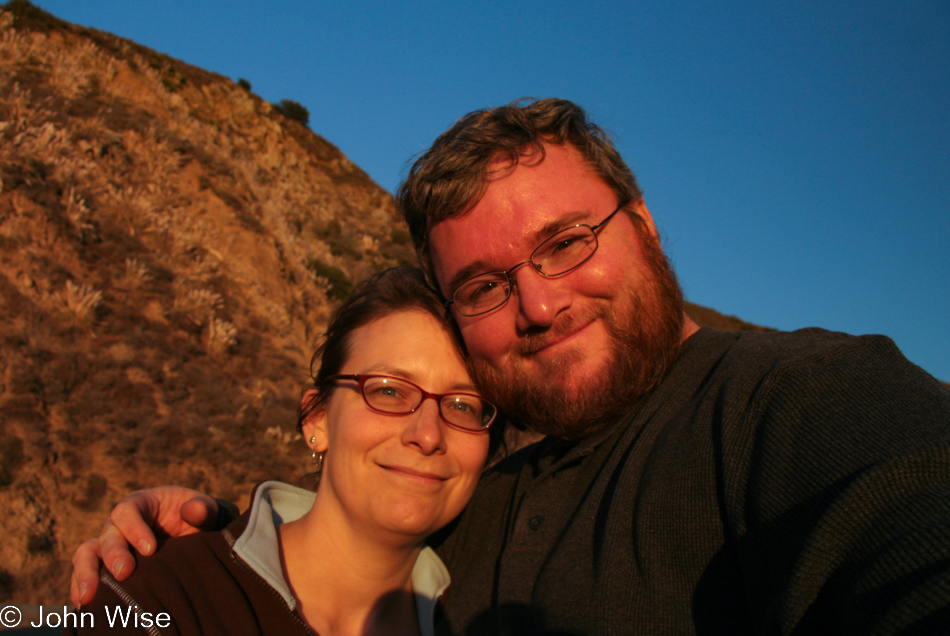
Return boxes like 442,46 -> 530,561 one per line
511,264 -> 572,331
401,398 -> 447,455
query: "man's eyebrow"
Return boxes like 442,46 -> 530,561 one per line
446,210 -> 596,292
447,260 -> 495,294
532,211 -> 591,242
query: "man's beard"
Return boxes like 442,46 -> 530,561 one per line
470,229 -> 685,441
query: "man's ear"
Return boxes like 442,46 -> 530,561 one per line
631,200 -> 659,240
301,388 -> 329,452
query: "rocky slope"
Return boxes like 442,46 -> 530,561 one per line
0,2 -> 770,604
0,2 -> 418,604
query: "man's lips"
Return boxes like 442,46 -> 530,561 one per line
520,315 -> 597,357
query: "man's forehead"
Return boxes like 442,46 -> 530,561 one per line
427,144 -> 616,288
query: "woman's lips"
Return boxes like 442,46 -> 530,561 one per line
380,464 -> 447,484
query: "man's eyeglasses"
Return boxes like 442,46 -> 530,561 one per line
323,374 -> 497,432
446,205 -> 626,317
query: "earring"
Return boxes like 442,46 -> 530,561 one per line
308,436 -> 324,470
312,449 -> 326,471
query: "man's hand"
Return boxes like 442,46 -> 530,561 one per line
69,487 -> 219,607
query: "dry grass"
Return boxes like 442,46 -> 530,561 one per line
0,0 -> 413,605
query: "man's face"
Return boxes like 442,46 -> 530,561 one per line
428,143 -> 685,438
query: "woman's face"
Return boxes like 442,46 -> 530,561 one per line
304,309 -> 490,544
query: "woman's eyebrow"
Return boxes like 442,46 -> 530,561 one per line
358,364 -> 416,380
359,365 -> 479,394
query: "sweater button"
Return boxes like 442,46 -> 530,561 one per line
528,515 -> 544,530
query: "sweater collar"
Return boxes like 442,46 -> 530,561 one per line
230,481 -> 451,636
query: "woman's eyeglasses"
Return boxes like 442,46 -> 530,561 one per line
323,374 -> 497,432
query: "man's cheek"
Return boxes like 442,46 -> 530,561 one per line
461,322 -> 507,364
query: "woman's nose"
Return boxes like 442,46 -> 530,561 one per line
400,398 -> 447,454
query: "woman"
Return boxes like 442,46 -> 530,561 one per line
66,267 -> 498,636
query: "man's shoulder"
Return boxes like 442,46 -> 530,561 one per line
699,327 -> 924,384
693,327 -> 950,451
713,326 -> 895,359
675,327 -> 950,444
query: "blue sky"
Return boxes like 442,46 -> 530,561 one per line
35,0 -> 950,381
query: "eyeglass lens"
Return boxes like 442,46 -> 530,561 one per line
361,376 -> 493,430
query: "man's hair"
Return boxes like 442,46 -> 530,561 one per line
396,98 -> 644,288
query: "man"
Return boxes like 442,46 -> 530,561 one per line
72,99 -> 950,633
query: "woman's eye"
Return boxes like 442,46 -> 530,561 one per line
446,398 -> 481,418
370,385 -> 404,400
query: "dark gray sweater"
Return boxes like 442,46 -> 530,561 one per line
431,327 -> 950,635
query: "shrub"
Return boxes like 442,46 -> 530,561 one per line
237,78 -> 251,91
305,259 -> 353,301
391,228 -> 411,246
4,0 -> 63,32
173,287 -> 223,326
26,532 -> 54,552
0,436 -> 24,487
76,473 -> 108,511
316,218 -> 362,259
59,280 -> 103,325
207,317 -> 238,355
273,99 -> 309,126
0,569 -> 14,597
121,258 -> 152,289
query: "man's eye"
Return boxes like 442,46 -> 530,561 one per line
546,229 -> 591,253
552,236 -> 581,253
469,280 -> 500,300
461,278 -> 505,305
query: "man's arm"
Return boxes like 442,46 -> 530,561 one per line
727,332 -> 950,632
69,487 -> 234,607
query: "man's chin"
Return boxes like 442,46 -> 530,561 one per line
524,350 -> 608,396
472,356 -> 624,441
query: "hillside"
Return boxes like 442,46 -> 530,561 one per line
0,2 -> 770,605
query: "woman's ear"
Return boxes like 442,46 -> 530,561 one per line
301,388 -> 329,452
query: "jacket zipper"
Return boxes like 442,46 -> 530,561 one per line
222,528 -> 318,635
100,572 -> 166,636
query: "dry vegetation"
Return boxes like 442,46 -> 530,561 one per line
0,1 -> 413,604
0,1 -> 791,606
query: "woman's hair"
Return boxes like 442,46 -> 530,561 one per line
297,266 -> 505,460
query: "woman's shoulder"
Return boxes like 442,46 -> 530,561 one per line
71,482 -> 317,635
69,529 -> 244,635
